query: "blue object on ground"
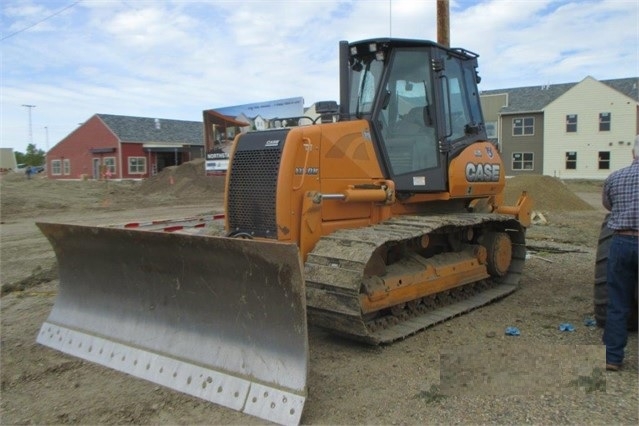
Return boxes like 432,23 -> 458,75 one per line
583,318 -> 596,327
505,326 -> 520,336
559,323 -> 575,332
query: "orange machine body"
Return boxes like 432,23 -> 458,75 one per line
225,119 -> 529,261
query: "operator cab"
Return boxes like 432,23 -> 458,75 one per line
339,38 -> 487,193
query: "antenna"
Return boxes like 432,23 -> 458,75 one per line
389,0 -> 392,37
22,104 -> 36,147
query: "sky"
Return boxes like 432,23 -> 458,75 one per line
1,0 -> 637,153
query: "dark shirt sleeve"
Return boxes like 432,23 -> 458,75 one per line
602,179 -> 612,211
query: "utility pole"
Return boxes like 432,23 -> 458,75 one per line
22,104 -> 36,147
437,0 -> 450,47
44,126 -> 49,150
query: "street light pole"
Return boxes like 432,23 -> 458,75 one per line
22,104 -> 36,147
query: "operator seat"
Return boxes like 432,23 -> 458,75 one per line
393,106 -> 438,170
395,106 -> 430,135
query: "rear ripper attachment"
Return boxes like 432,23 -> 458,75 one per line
36,222 -> 308,426
305,214 -> 525,344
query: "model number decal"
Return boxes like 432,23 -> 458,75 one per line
466,163 -> 500,182
295,167 -> 319,175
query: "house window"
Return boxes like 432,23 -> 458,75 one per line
512,152 -> 534,170
128,157 -> 146,174
485,121 -> 497,138
599,113 -> 610,131
63,159 -> 70,175
104,157 -> 116,173
566,114 -> 577,132
51,160 -> 61,175
513,117 -> 534,136
566,152 -> 577,170
598,151 -> 610,170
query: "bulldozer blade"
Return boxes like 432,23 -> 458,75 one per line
35,222 -> 308,426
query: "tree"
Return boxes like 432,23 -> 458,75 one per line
14,144 -> 45,166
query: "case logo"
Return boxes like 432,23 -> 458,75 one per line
466,163 -> 500,182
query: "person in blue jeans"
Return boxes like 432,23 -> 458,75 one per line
601,135 -> 639,371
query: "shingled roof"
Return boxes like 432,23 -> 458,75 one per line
480,77 -> 638,114
97,114 -> 204,145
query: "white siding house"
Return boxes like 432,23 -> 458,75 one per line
253,115 -> 268,131
480,76 -> 638,179
543,77 -> 638,179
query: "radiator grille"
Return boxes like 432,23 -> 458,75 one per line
227,149 -> 281,238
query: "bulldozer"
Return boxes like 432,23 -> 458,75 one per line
36,38 -> 532,425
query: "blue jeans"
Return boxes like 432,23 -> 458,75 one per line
603,234 -> 638,365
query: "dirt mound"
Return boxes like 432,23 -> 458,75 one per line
1,160 -> 593,218
504,175 -> 593,212
139,163 -> 591,212
0,170 -> 29,182
139,158 -> 225,199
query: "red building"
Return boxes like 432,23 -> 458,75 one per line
46,114 -> 204,180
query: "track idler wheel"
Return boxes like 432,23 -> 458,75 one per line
483,232 -> 512,277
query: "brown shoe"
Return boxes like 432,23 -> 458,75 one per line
606,363 -> 621,371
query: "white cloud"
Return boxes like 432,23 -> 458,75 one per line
1,0 -> 637,153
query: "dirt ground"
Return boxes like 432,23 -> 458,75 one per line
1,161 -> 637,425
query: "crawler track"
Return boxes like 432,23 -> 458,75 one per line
304,214 -> 526,344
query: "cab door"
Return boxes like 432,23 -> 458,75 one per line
371,47 -> 446,192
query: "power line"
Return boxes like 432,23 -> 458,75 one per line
1,1 -> 83,42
